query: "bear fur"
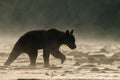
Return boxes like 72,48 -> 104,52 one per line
4,28 -> 76,67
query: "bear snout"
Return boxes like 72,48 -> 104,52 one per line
70,44 -> 77,49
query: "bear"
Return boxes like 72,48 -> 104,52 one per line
4,28 -> 76,67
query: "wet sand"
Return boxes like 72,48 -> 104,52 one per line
0,41 -> 120,80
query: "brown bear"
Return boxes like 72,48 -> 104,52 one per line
4,28 -> 76,67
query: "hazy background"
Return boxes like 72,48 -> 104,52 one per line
0,0 -> 120,41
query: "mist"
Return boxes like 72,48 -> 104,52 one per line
0,0 -> 120,41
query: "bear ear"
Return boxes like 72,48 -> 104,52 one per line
66,30 -> 69,35
70,29 -> 73,34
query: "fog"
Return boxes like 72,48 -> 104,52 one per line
1,1 -> 120,79
0,0 -> 120,41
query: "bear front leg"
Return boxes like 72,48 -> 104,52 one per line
43,50 -> 50,67
51,50 -> 66,64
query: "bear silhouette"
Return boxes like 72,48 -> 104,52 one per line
4,28 -> 76,67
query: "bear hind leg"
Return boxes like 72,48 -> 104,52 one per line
27,50 -> 38,66
4,49 -> 22,66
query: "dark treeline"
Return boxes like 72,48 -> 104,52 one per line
0,0 -> 120,39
